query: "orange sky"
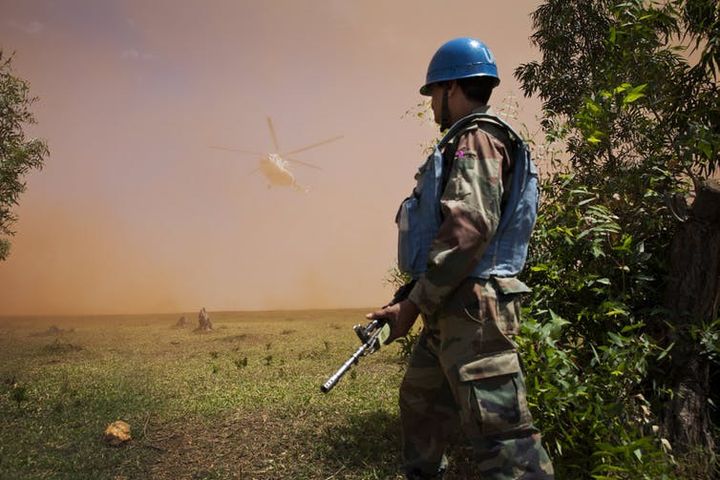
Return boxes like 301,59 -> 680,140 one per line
0,0 -> 542,315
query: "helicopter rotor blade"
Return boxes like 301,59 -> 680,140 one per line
267,117 -> 281,153
286,157 -> 323,170
284,135 -> 343,156
209,146 -> 264,156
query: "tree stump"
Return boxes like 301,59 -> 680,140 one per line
196,308 -> 213,332
663,179 -> 720,454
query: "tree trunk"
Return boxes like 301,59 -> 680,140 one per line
663,179 -> 720,453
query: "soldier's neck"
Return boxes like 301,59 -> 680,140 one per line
450,101 -> 488,124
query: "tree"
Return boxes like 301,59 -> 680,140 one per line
0,51 -> 48,261
513,0 -> 719,477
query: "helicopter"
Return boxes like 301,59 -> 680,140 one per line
211,117 -> 342,192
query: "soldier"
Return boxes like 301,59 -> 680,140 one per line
367,38 -> 555,479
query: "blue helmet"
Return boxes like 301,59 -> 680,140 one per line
420,37 -> 500,96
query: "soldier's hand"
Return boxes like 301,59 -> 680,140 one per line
366,299 -> 420,344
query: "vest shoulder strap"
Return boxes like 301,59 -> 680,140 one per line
438,112 -> 523,149
438,112 -> 525,210
467,113 -> 523,144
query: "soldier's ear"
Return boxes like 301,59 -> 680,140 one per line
447,80 -> 461,98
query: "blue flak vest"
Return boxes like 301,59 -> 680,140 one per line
396,112 -> 539,280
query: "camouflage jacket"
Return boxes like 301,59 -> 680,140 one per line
408,106 -> 516,316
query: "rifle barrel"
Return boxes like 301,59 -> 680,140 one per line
320,341 -> 370,393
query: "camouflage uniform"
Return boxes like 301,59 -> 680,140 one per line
402,107 -> 554,479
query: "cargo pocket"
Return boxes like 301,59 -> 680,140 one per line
492,277 -> 531,336
458,351 -> 532,437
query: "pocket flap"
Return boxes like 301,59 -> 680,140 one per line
493,277 -> 531,295
458,351 -> 520,382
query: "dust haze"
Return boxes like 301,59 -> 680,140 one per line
0,0 -> 541,315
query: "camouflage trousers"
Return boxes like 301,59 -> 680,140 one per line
400,278 -> 554,479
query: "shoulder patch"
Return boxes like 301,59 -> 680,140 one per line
454,148 -> 477,170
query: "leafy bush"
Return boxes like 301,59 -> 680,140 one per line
517,167 -> 677,478
513,0 -> 720,477
0,51 -> 48,260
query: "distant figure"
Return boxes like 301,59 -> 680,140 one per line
174,316 -> 187,328
196,308 -> 213,332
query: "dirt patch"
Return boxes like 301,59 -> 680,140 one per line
142,413 -> 297,479
141,408 -> 488,480
142,409 -> 403,480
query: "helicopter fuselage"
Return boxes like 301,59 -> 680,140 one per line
211,116 -> 339,192
259,154 -> 296,187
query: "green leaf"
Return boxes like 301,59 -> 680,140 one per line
548,309 -> 570,340
606,307 -> 630,317
585,99 -> 602,114
698,140 -> 712,159
621,322 -> 645,333
633,448 -> 643,462
623,84 -> 648,104
587,133 -> 603,144
613,82 -> 631,94
657,341 -> 675,361
577,196 -> 597,206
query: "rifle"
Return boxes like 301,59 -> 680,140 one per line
319,280 -> 416,393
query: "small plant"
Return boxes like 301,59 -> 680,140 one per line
395,330 -> 420,362
234,357 -> 248,369
11,382 -> 28,405
383,264 -> 419,361
263,355 -> 273,366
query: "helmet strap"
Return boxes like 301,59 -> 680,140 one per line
440,86 -> 452,131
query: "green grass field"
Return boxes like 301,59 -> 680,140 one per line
0,310 -> 483,479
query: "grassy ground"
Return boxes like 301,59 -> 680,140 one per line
0,310 -> 482,479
